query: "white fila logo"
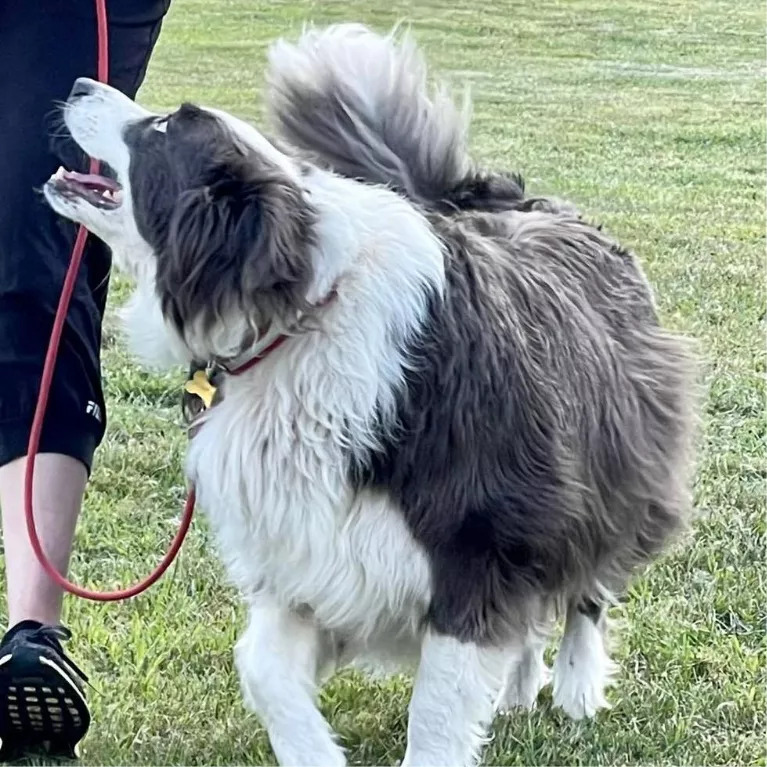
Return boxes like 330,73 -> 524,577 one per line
86,400 -> 102,423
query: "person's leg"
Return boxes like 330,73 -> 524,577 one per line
0,0 -> 170,759
0,0 -> 170,622
0,456 -> 87,628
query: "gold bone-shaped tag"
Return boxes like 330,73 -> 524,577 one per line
183,369 -> 217,410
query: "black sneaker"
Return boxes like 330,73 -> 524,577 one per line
0,621 -> 90,762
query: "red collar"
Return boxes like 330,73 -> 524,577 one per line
215,287 -> 338,377
218,333 -> 290,376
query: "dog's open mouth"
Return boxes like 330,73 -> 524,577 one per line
48,167 -> 123,210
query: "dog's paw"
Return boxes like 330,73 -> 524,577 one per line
551,646 -> 614,719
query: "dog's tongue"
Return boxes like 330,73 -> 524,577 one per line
61,169 -> 120,192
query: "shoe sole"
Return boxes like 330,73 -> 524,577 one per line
0,651 -> 89,762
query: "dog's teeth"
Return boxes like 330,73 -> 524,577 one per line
53,166 -> 67,180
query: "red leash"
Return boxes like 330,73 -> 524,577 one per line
24,0 -> 196,601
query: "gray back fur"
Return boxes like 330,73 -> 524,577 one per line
352,208 -> 700,642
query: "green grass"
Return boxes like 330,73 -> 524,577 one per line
2,0 -> 766,763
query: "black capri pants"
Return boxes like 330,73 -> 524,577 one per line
0,0 -> 170,472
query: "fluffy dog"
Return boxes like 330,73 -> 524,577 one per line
44,23 -> 698,767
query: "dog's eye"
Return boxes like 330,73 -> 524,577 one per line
152,117 -> 169,134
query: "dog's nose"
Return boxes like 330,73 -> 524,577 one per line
69,78 -> 94,100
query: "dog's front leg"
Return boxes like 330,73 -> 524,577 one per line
235,599 -> 345,767
402,629 -> 509,767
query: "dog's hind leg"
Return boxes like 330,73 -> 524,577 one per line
499,632 -> 551,712
498,598 -> 554,712
401,629 -> 509,767
234,599 -> 345,767
552,595 -> 616,720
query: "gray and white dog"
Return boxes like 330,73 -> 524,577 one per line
44,23 -> 698,767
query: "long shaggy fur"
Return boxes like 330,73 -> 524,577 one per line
267,23 -> 699,642
43,24 -> 700,765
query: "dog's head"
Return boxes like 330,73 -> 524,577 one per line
45,78 -> 316,366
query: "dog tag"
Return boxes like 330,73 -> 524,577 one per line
181,366 -> 220,432
184,369 -> 217,410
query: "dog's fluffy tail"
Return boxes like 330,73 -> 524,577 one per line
266,23 -> 523,208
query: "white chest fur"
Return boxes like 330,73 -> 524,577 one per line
185,368 -> 432,650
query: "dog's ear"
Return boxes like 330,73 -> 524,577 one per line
158,162 -> 315,333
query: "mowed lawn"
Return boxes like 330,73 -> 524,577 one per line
1,0 -> 764,764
